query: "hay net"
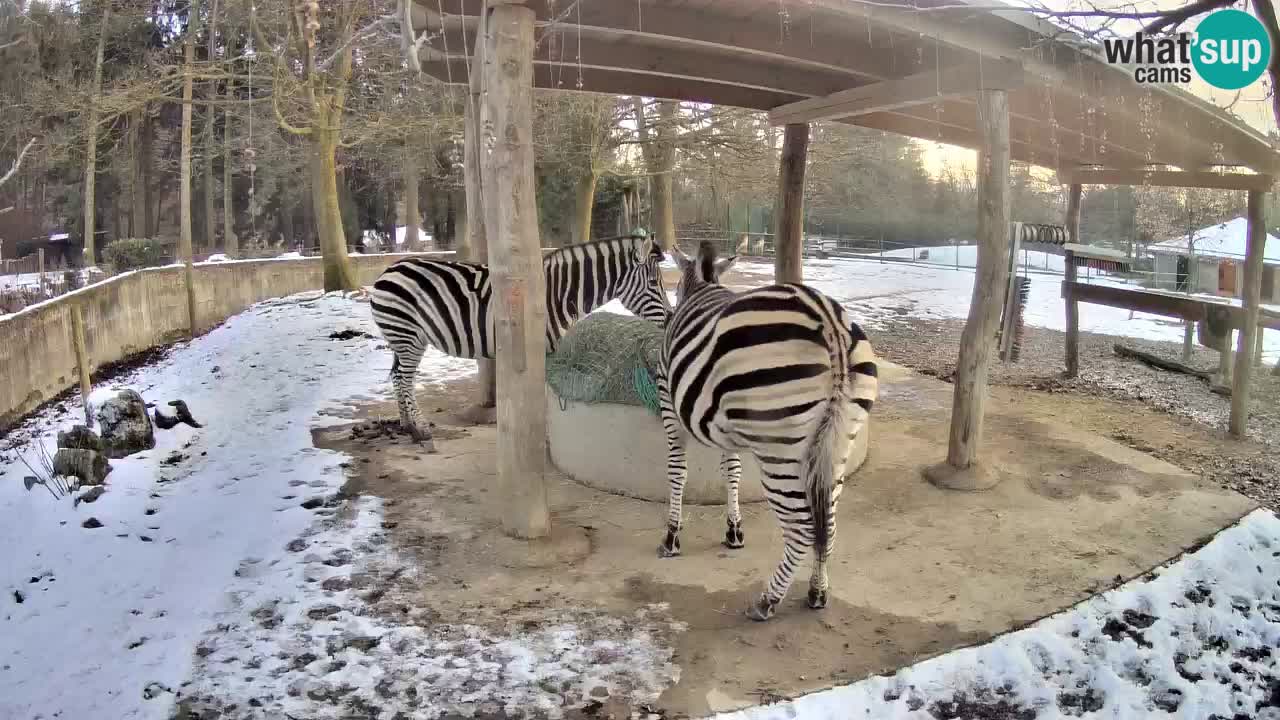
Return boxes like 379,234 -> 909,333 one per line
545,312 -> 664,415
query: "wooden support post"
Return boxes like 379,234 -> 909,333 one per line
927,89 -> 1010,491
464,8 -> 496,413
37,248 -> 46,295
1230,189 -> 1267,438
1255,327 -> 1266,367
1219,329 -> 1234,382
774,122 -> 809,284
184,259 -> 197,336
481,2 -> 550,540
70,304 -> 93,427
1063,183 -> 1082,378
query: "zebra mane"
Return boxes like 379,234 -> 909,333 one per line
542,234 -> 647,267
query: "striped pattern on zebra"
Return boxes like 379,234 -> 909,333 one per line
656,241 -> 878,621
368,233 -> 671,450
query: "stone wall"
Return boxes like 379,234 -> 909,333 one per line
0,253 -> 452,431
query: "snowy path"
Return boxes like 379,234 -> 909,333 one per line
711,508 -> 1280,720
0,291 -> 471,719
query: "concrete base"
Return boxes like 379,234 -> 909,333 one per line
924,461 -> 1002,491
545,383 -> 870,505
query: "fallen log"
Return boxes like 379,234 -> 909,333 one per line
1113,344 -> 1213,380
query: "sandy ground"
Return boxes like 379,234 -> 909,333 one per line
312,362 -> 1254,718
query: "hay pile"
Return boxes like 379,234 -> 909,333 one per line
546,312 -> 664,415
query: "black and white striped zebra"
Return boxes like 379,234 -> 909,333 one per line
656,241 -> 878,621
369,233 -> 672,449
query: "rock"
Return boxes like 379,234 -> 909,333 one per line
57,425 -> 103,452
82,517 -> 103,529
54,448 -> 111,486
96,390 -> 155,458
74,486 -> 107,506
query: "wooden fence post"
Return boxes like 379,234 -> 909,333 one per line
184,259 -> 197,336
37,248 -> 46,295
927,88 -> 1011,491
1063,183 -> 1082,377
70,304 -> 93,427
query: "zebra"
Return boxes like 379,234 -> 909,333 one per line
655,240 -> 878,621
369,233 -> 672,449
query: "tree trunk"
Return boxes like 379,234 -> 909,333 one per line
179,0 -> 201,335
82,3 -> 111,265
403,147 -> 421,250
311,124 -> 358,291
774,122 -> 809,284
571,170 -> 597,244
651,102 -> 677,250
935,88 -> 1011,486
179,0 -> 197,266
481,2 -> 549,540
223,80 -> 237,256
465,13 -> 495,410
1063,184 -> 1082,377
142,113 -> 154,238
1230,190 -> 1267,437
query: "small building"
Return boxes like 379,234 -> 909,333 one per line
1148,217 -> 1280,303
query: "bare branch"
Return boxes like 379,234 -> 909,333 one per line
1144,0 -> 1236,34
317,14 -> 398,72
0,36 -> 24,53
0,138 -> 36,188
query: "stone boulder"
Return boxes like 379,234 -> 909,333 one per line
53,448 -> 111,486
57,425 -> 103,452
96,389 -> 155,458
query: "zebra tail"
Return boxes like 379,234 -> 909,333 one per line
803,323 -> 851,562
803,317 -> 879,560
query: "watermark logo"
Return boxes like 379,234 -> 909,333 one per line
1101,9 -> 1271,90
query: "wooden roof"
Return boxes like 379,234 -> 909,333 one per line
405,0 -> 1280,175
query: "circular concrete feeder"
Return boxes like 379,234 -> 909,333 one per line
546,384 -> 869,505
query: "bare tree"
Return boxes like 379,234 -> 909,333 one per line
82,2 -> 111,265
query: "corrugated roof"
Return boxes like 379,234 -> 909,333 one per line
1148,217 -> 1280,264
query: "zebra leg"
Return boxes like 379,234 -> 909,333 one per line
657,373 -> 686,558
390,343 -> 434,450
748,522 -> 812,622
721,452 -> 745,549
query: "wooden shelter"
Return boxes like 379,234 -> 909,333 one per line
402,0 -> 1280,529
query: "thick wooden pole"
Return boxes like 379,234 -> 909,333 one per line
774,122 -> 809,283
1230,190 -> 1267,438
481,2 -> 550,539
1063,184 -> 1082,377
929,89 -> 1010,489
465,9 -> 497,411
70,304 -> 93,427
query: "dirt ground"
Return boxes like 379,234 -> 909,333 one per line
311,361 -> 1255,718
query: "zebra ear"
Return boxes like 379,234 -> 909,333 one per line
669,244 -> 691,270
713,255 -> 738,278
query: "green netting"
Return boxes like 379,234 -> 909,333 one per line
546,312 -> 664,416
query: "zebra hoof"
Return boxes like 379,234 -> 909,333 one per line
723,521 -> 745,549
658,530 -> 681,557
746,596 -> 776,622
807,588 -> 828,610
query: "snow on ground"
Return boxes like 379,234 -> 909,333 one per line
711,507 -> 1280,720
0,291 -> 682,720
729,256 -> 1280,364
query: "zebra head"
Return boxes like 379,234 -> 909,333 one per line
616,234 -> 673,325
670,240 -> 737,304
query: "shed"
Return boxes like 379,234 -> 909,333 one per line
1148,217 -> 1280,302
402,0 -> 1280,532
